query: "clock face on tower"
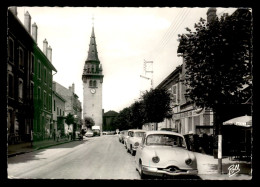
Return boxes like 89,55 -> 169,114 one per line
90,89 -> 96,94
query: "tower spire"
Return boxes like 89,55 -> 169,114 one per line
86,15 -> 99,62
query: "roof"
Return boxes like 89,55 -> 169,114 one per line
103,110 -> 119,117
156,65 -> 182,89
86,27 -> 100,62
144,130 -> 184,137
127,129 -> 146,132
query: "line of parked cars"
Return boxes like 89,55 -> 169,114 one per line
118,129 -> 198,179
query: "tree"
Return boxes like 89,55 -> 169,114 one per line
84,116 -> 95,129
130,100 -> 145,129
65,113 -> 75,127
178,8 -> 252,174
178,8 -> 252,113
114,107 -> 132,130
142,88 -> 172,129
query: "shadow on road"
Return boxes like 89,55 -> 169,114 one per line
8,140 -> 88,164
144,175 -> 202,180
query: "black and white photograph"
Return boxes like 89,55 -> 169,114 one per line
5,4 -> 253,181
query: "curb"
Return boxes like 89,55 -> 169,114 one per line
8,139 -> 79,158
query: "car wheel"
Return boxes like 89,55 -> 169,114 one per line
130,145 -> 135,156
139,160 -> 147,179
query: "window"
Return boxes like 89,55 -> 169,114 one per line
172,84 -> 178,105
60,109 -> 61,116
57,107 -> 59,115
31,54 -> 35,74
18,79 -> 23,101
89,80 -> 93,87
38,87 -> 41,101
30,82 -> 34,100
49,72 -> 52,87
43,91 -> 47,108
44,67 -> 47,83
91,65 -> 94,73
8,73 -> 14,98
38,60 -> 41,78
19,48 -> 24,70
8,38 -> 14,62
63,111 -> 64,116
54,100 -> 56,111
49,95 -> 51,111
93,80 -> 97,87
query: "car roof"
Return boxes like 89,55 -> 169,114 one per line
144,130 -> 184,137
128,129 -> 146,132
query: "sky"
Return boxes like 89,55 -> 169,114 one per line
16,7 -> 237,113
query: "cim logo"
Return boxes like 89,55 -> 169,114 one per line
228,164 -> 240,177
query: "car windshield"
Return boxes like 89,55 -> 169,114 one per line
146,134 -> 186,148
134,132 -> 145,137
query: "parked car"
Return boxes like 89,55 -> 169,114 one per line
118,130 -> 127,143
85,130 -> 94,137
125,129 -> 146,156
135,131 -> 198,179
121,130 -> 129,145
102,131 -> 108,135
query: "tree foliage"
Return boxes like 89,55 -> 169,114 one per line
65,113 -> 75,126
84,116 -> 95,128
114,88 -> 172,130
178,8 -> 252,110
142,88 -> 172,123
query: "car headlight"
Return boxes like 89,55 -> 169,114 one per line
185,158 -> 193,166
134,142 -> 139,146
152,156 -> 160,163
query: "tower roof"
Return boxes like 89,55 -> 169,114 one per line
86,26 -> 100,62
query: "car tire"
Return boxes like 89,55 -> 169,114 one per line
139,161 -> 147,179
130,145 -> 135,156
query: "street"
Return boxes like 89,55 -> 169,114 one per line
8,135 -> 251,180
8,135 -> 139,179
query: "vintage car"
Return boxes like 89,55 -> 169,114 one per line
135,131 -> 198,179
125,129 -> 146,156
84,130 -> 94,137
118,130 -> 125,143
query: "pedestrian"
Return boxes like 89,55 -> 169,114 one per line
52,129 -> 56,141
56,130 -> 60,142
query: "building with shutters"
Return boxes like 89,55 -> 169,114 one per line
7,7 -> 57,143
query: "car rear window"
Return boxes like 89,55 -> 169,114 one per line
134,132 -> 145,137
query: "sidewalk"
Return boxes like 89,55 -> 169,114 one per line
8,137 -> 76,157
194,152 -> 252,180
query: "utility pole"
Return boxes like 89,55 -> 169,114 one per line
140,60 -> 153,91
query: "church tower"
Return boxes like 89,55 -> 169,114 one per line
82,23 -> 104,133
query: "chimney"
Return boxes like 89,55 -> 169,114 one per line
32,22 -> 38,43
24,11 -> 31,34
47,45 -> 52,62
9,7 -> 17,16
72,83 -> 75,93
207,8 -> 217,23
43,39 -> 48,56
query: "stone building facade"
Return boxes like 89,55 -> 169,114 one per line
7,7 -> 57,143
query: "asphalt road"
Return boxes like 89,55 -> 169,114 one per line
7,135 -> 140,179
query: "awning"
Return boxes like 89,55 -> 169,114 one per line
223,115 -> 252,127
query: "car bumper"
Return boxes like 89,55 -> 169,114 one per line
142,166 -> 198,177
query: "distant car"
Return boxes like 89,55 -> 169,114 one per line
125,129 -> 146,156
135,131 -> 198,179
102,131 -> 107,135
85,131 -> 94,137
